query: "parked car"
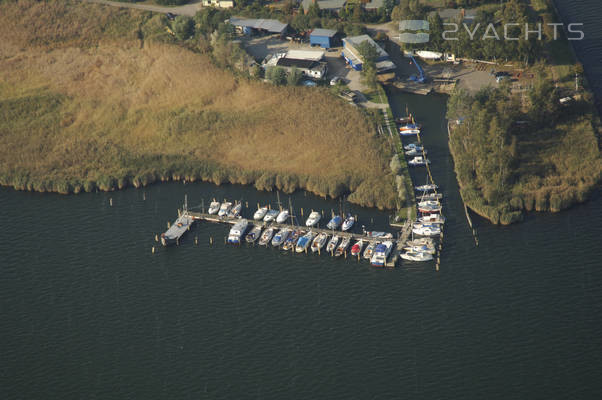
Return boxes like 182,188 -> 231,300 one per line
166,12 -> 176,21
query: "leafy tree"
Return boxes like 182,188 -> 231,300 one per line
172,16 -> 194,40
267,66 -> 287,85
287,67 -> 303,86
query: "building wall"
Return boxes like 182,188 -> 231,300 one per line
310,35 -> 332,49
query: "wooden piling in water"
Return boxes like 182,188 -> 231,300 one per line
152,246 -> 155,254
155,234 -> 158,242
109,198 -> 113,207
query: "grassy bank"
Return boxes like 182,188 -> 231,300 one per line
0,1 -> 397,209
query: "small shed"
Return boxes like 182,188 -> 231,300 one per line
309,28 -> 338,48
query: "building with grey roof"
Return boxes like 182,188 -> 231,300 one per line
228,17 -> 288,35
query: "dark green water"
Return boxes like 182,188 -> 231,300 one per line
2,1 -> 602,398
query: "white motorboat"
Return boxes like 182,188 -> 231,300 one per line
417,193 -> 443,201
370,241 -> 393,266
415,184 -> 438,192
399,129 -> 420,136
276,210 -> 289,223
305,211 -> 321,227
263,209 -> 279,222
408,156 -> 430,166
406,237 -> 435,247
326,235 -> 339,253
412,223 -> 441,236
401,251 -> 434,262
404,142 -> 423,151
311,232 -> 329,253
419,213 -> 445,224
208,201 -> 220,215
341,215 -> 355,231
363,240 -> 378,260
227,219 -> 248,244
271,228 -> 291,247
403,244 -> 436,255
258,227 -> 275,246
253,207 -> 268,221
365,231 -> 393,239
406,148 -> 427,157
218,201 -> 232,217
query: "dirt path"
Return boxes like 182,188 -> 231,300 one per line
84,0 -> 202,16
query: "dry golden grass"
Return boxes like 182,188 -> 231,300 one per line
0,0 -> 397,208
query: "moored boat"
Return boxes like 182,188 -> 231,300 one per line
406,237 -> 435,247
305,211 -> 321,227
363,240 -> 378,260
227,219 -> 248,244
415,184 -> 438,192
218,201 -> 232,217
263,209 -> 279,223
282,229 -> 302,251
334,236 -> 351,257
245,225 -> 262,243
412,223 -> 441,236
326,215 -> 342,230
401,251 -> 434,262
417,193 -> 443,201
399,123 -> 422,131
406,148 -> 427,157
341,215 -> 355,231
161,214 -> 194,246
276,210 -> 290,223
258,227 -> 275,246
311,232 -> 329,253
253,207 -> 268,221
208,201 -> 220,215
365,231 -> 393,239
419,213 -> 445,224
271,228 -> 291,247
296,231 -> 317,253
370,241 -> 393,266
399,129 -> 420,136
350,240 -> 364,256
227,202 -> 242,218
403,244 -> 436,255
326,235 -> 339,253
404,142 -> 423,151
408,156 -> 430,166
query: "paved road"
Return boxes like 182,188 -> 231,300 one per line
85,0 -> 202,16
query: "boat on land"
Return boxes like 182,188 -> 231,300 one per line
334,236 -> 351,257
227,202 -> 242,218
370,241 -> 393,267
342,215 -> 355,231
208,201 -> 220,215
417,193 -> 443,201
401,251 -> 434,262
408,156 -> 430,166
399,129 -> 420,136
311,232 -> 329,253
412,223 -> 441,237
419,213 -> 445,224
218,201 -> 232,217
415,184 -> 438,192
263,209 -> 279,223
276,210 -> 290,223
253,207 -> 268,221
406,148 -> 427,157
305,211 -> 321,227
404,142 -> 423,151
245,225 -> 262,243
403,244 -> 436,254
296,231 -> 317,253
282,229 -> 302,251
407,237 -> 435,247
271,228 -> 291,247
350,240 -> 364,256
326,215 -> 342,230
258,227 -> 275,246
227,219 -> 249,244
363,240 -> 378,259
326,235 -> 339,253
161,213 -> 194,246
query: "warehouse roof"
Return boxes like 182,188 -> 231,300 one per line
286,49 -> 325,61
310,28 -> 337,38
228,17 -> 288,34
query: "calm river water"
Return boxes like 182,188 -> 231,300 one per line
1,1 -> 601,398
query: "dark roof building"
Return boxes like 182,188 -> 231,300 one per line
228,17 -> 288,35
